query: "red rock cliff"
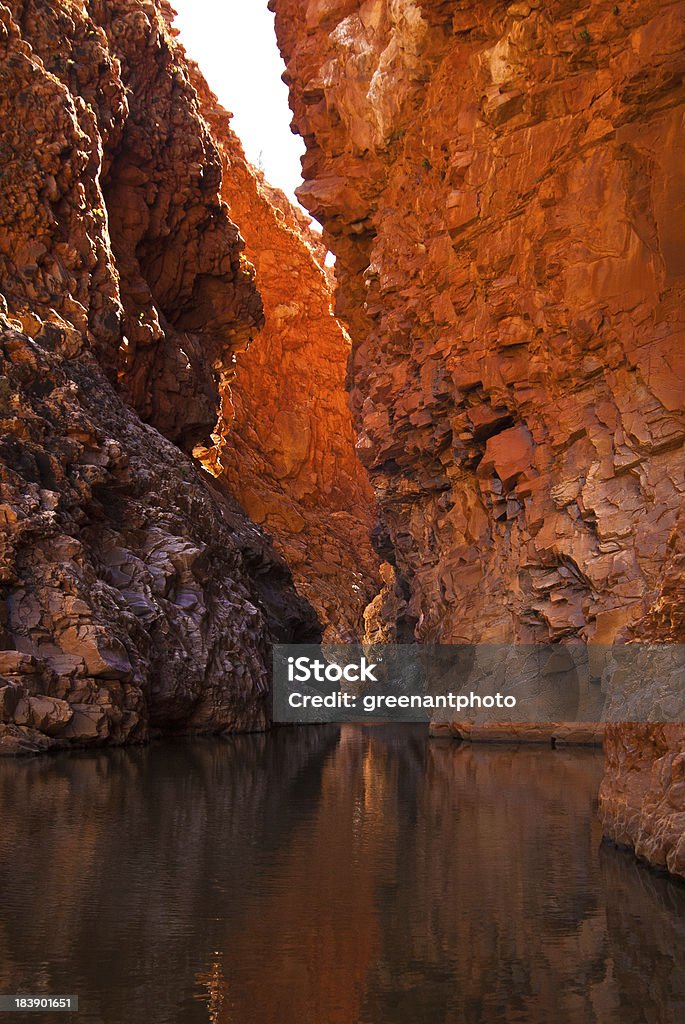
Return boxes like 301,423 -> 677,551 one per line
0,0 -> 354,753
185,72 -> 380,641
272,0 -> 685,872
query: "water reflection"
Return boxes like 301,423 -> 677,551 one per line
0,727 -> 683,1023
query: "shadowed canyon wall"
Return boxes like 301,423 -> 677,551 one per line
272,0 -> 685,873
0,0 -> 376,753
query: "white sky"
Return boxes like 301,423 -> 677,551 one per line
171,0 -> 306,207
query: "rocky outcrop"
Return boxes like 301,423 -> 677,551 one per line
0,320 -> 319,754
0,0 -> 326,753
1,0 -> 264,451
186,73 -> 380,641
600,724 -> 685,879
600,542 -> 685,879
273,0 -> 685,868
273,0 -> 684,645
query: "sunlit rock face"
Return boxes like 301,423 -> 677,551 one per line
0,0 -> 264,452
0,0 -> 324,753
272,0 -> 685,869
187,72 -> 380,641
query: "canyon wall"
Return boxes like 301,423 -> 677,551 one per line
272,0 -> 685,873
600,541 -> 685,878
0,0 -> 379,753
187,69 -> 379,641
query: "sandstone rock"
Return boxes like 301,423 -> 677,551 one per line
13,695 -> 73,737
600,724 -> 685,880
600,518 -> 685,879
0,651 -> 35,677
430,722 -> 604,747
0,320 -> 320,747
363,562 -> 414,643
0,683 -> 24,721
0,724 -> 55,756
273,0 -> 685,646
59,704 -> 108,744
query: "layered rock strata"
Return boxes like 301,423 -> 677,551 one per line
273,0 -> 685,645
273,0 -> 685,869
0,0 -> 331,753
600,552 -> 685,879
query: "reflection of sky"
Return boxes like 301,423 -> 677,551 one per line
171,0 -> 306,208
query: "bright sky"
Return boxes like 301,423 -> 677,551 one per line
171,0 -> 305,207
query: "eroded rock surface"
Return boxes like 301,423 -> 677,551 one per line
0,318 -> 320,754
273,0 -> 685,869
0,0 -> 323,753
274,0 -> 685,644
600,724 -> 685,879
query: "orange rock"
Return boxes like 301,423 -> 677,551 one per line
0,0 -> 329,754
184,70 -> 380,640
274,0 -> 685,873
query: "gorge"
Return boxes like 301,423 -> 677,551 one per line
0,0 -> 684,907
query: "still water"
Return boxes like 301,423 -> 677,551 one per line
0,726 -> 683,1024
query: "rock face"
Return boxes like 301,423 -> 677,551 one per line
272,0 -> 685,870
0,323 -> 320,754
0,0 -> 330,753
273,0 -> 685,645
600,550 -> 685,879
187,74 -> 380,641
600,724 -> 685,879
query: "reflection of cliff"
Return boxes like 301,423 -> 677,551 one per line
0,728 -> 339,1023
359,740 -> 610,1024
1,729 -> 684,1022
206,733 -> 684,1024
598,845 -> 685,1020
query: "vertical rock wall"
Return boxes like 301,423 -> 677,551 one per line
272,0 -> 685,873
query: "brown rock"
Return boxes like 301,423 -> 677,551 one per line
0,724 -> 55,756
431,722 -> 604,747
0,683 -> 24,721
273,0 -> 685,877
600,514 -> 685,879
59,704 -> 108,743
273,0 -> 685,645
13,695 -> 74,737
0,0 -> 328,751
600,724 -> 685,879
